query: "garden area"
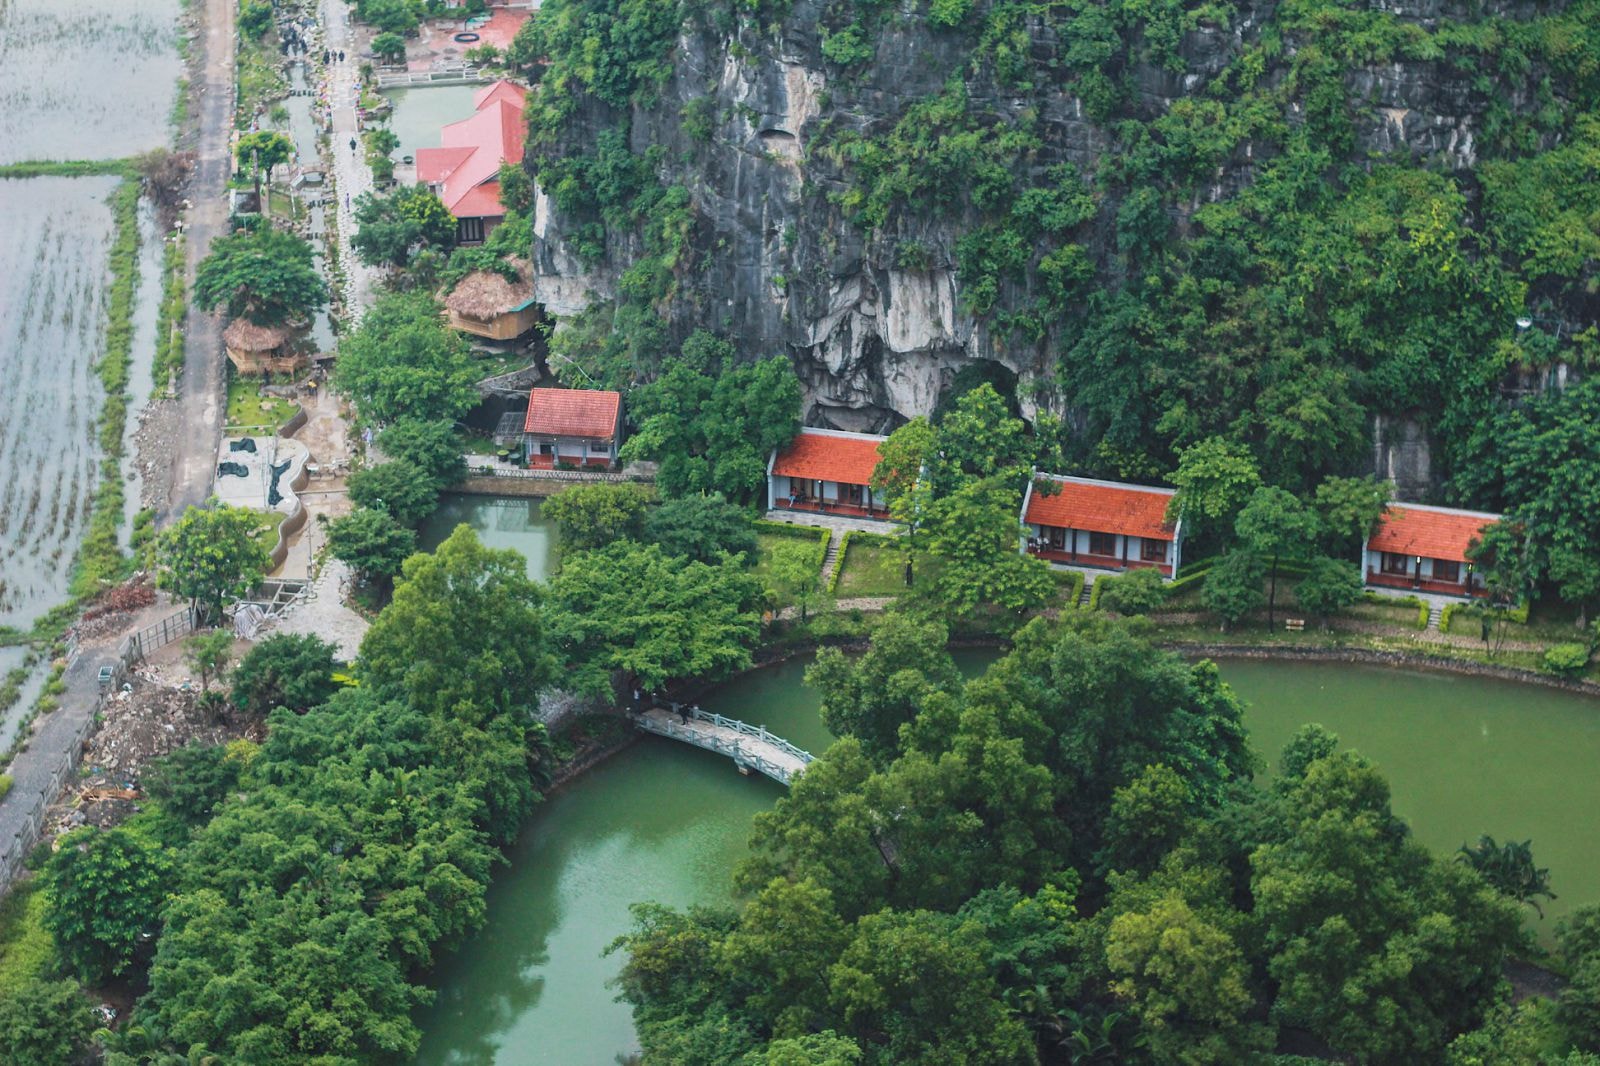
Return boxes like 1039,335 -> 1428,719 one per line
224,375 -> 298,434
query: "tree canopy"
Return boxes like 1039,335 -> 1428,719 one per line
155,501 -> 272,621
194,226 -> 327,326
332,292 -> 479,425
351,185 -> 457,268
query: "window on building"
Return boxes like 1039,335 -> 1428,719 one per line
1381,553 -> 1410,575
1140,538 -> 1166,562
1433,559 -> 1461,583
1088,531 -> 1117,557
459,216 -> 485,244
844,483 -> 863,504
1046,527 -> 1068,550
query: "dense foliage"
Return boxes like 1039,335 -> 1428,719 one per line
614,618 -> 1558,1063
194,225 -> 327,326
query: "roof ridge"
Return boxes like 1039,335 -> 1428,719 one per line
794,427 -> 890,443
1387,500 -> 1502,520
1036,472 -> 1175,496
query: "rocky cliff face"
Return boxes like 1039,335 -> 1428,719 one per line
527,0 -> 1575,447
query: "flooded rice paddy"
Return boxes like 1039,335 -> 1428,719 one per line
0,176 -> 119,630
0,0 -> 183,163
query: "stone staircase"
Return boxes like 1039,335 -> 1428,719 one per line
1078,573 -> 1095,608
1427,602 -> 1443,630
820,532 -> 843,588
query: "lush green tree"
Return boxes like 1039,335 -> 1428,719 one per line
143,743 -> 243,831
923,475 -> 1053,622
807,613 -> 961,761
1560,905 -> 1600,1051
1167,437 -> 1261,538
237,0 -> 273,38
0,979 -> 95,1066
1293,557 -> 1364,627
1099,764 -> 1194,878
1458,836 -> 1556,919
870,418 -> 935,505
43,827 -> 173,984
327,506 -> 417,580
371,31 -> 406,62
347,461 -> 440,525
547,541 -> 764,696
231,633 -> 342,715
1314,475 -> 1391,555
715,878 -> 850,1037
184,629 -> 234,692
827,909 -> 1035,1064
766,540 -> 821,621
622,351 -> 802,502
1106,890 -> 1267,1065
928,383 -> 1032,492
236,130 -> 294,186
542,482 -> 651,551
155,501 -> 272,621
745,1031 -> 863,1065
351,186 -> 457,268
644,493 -> 758,564
357,0 -> 420,33
333,293 -> 482,424
378,418 -> 465,489
1200,550 -> 1263,630
1236,486 -> 1319,625
1253,742 -> 1523,1062
1097,566 -> 1168,615
194,227 -> 327,325
1497,378 -> 1600,622
498,161 -> 533,214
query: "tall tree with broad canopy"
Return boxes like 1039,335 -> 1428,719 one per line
333,292 -> 479,425
1166,436 -> 1262,540
765,539 -> 822,621
377,418 -> 466,490
43,826 -> 173,984
926,383 -> 1034,492
194,226 -> 327,325
806,613 -> 962,762
643,493 -> 758,564
1235,485 -> 1320,626
545,541 -> 765,697
230,633 -> 343,716
1293,557 -> 1364,627
351,185 -> 457,268
922,475 -> 1053,623
326,506 -> 417,581
155,501 -> 272,622
0,978 -> 95,1066
347,461 -> 442,526
1313,474 -> 1392,556
1201,550 -> 1265,630
621,347 -> 802,503
542,482 -> 652,551
1497,377 -> 1600,623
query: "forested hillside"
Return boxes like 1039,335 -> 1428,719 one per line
511,0 -> 1598,501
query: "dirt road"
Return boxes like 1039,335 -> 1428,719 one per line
159,0 -> 235,522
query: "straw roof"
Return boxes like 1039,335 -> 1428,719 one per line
223,318 -> 291,352
446,258 -> 534,320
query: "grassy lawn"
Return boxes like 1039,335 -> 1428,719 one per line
226,376 -> 296,432
1344,598 -> 1426,627
835,541 -> 907,598
0,880 -> 52,991
754,533 -> 827,608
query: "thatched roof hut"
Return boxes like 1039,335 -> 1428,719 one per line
446,259 -> 534,320
445,259 -> 539,341
223,318 -> 291,353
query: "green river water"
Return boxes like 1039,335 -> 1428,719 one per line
411,500 -> 1600,1065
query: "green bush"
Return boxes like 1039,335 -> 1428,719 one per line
1543,643 -> 1590,677
1057,568 -> 1085,609
0,774 -> 11,801
1097,567 -> 1168,615
827,532 -> 852,596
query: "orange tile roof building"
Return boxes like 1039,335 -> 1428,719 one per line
767,428 -> 891,520
1021,474 -> 1183,577
522,387 -> 623,469
415,80 -> 526,245
1361,502 -> 1499,598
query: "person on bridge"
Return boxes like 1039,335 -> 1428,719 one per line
678,705 -> 690,724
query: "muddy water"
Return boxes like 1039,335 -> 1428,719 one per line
0,177 -> 119,630
0,0 -> 183,163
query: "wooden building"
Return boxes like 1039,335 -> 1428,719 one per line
445,259 -> 539,341
522,387 -> 623,468
1021,474 -> 1183,577
766,429 -> 892,519
1362,502 -> 1498,598
223,319 -> 306,376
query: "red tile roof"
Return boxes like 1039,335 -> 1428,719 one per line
771,430 -> 886,485
1368,503 -> 1498,563
1025,476 -> 1177,541
523,388 -> 622,440
413,80 -> 526,219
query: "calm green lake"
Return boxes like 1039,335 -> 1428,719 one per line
418,495 -> 554,582
414,639 -> 1600,1064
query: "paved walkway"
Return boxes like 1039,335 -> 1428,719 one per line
259,557 -> 368,661
762,509 -> 899,535
321,0 -> 380,323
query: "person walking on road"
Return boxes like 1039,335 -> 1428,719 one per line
348,137 -> 357,153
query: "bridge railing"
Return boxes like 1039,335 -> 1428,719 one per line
641,703 -> 814,785
663,702 -> 814,764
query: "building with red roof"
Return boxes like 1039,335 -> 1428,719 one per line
414,80 -> 526,245
1021,474 -> 1183,577
522,387 -> 623,468
767,429 -> 891,519
1362,502 -> 1499,598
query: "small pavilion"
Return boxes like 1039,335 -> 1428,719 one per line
223,319 -> 305,376
1021,474 -> 1183,577
1361,502 -> 1499,598
445,259 -> 539,341
766,428 -> 891,519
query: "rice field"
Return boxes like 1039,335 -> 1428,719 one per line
0,0 -> 183,164
0,176 -> 119,631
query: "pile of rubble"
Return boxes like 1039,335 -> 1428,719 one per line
46,667 -> 263,835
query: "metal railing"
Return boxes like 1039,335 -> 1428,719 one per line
636,702 -> 814,786
375,66 -> 486,88
466,463 -> 651,484
120,607 -> 198,662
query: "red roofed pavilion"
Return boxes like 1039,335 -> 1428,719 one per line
1362,502 -> 1499,598
767,429 -> 891,519
415,80 -> 526,245
1021,474 -> 1183,577
522,387 -> 623,469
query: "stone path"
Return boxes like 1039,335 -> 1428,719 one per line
321,0 -> 380,324
259,557 -> 368,661
763,509 -> 899,536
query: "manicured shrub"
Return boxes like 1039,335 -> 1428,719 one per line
1543,643 -> 1590,677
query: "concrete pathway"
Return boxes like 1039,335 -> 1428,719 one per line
321,0 -> 380,324
259,557 -> 368,661
762,509 -> 899,536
